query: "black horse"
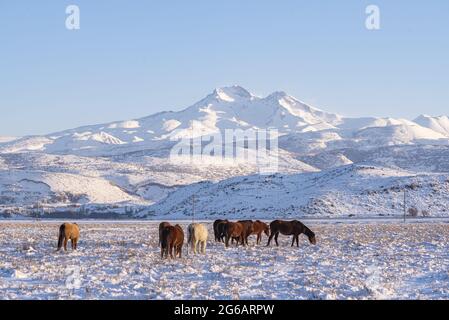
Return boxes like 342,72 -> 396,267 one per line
213,219 -> 228,242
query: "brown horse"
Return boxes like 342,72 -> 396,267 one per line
224,222 -> 245,248
160,224 -> 184,259
267,220 -> 316,247
237,220 -> 254,245
213,219 -> 228,242
57,223 -> 80,251
159,222 -> 171,245
251,220 -> 270,245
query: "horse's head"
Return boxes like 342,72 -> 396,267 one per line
263,225 -> 270,237
308,234 -> 317,245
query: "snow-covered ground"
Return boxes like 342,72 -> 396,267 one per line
0,220 -> 447,300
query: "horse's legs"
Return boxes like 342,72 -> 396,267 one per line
201,240 -> 207,254
169,243 -> 174,259
63,238 -> 68,251
296,235 -> 300,247
267,232 -> 275,246
74,238 -> 78,250
274,233 -> 279,246
194,240 -> 199,254
225,235 -> 230,248
178,244 -> 182,258
291,236 -> 295,247
190,238 -> 194,254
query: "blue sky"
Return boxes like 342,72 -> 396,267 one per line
1,1 -> 448,136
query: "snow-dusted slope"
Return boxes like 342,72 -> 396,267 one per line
148,165 -> 449,219
414,115 -> 449,137
353,124 -> 447,146
0,170 -> 145,208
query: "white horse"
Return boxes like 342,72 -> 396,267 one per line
187,223 -> 208,254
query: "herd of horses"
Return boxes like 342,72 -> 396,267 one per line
56,220 -> 316,260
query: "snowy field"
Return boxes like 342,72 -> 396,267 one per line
0,220 -> 448,300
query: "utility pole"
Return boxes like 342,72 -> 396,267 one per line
192,194 -> 195,223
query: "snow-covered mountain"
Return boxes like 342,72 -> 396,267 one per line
0,86 -> 343,155
1,86 -> 448,218
2,86 -> 448,155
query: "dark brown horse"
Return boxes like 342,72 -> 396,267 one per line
213,219 -> 228,242
217,220 -> 230,243
160,224 -> 184,259
251,220 -> 270,245
159,222 -> 171,245
267,220 -> 316,247
237,220 -> 254,245
224,222 -> 245,248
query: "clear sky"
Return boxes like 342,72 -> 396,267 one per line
1,1 -> 448,136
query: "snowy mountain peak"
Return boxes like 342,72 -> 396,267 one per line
213,85 -> 253,102
265,91 -> 290,101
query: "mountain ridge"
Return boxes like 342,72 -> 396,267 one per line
1,86 -> 447,155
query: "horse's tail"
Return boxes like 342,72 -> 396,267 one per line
187,224 -> 194,245
57,224 -> 65,251
161,227 -> 170,249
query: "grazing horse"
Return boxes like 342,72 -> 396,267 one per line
251,220 -> 270,245
57,223 -> 80,251
187,223 -> 208,254
213,219 -> 228,242
159,222 -> 171,245
238,220 -> 254,245
267,220 -> 316,247
224,222 -> 245,248
160,224 -> 184,259
216,220 -> 229,243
